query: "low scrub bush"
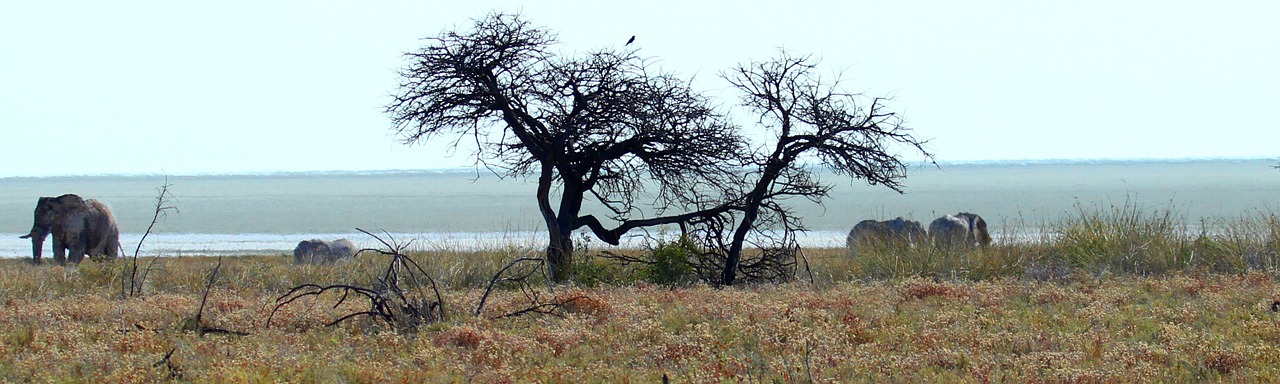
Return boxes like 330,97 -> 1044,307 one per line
571,252 -> 638,287
638,237 -> 700,287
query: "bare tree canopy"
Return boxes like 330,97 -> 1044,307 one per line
710,50 -> 933,286
386,13 -> 745,281
387,14 -> 933,285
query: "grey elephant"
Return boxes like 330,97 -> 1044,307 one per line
19,194 -> 121,265
846,217 -> 927,250
293,239 -> 357,264
928,212 -> 992,249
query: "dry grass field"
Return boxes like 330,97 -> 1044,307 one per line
1,256 -> 1279,382
3,207 -> 1280,382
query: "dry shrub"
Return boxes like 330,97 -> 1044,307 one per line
1169,274 -> 1208,296
925,347 -> 967,370
270,230 -> 446,333
560,293 -> 611,321
1030,284 -> 1076,305
683,238 -> 800,286
899,278 -> 969,301
839,313 -> 875,345
435,325 -> 487,349
1240,271 -> 1273,288
532,328 -> 585,357
5,322 -> 36,349
1203,348 -> 1245,375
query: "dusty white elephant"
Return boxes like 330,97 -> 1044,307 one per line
19,194 -> 120,265
293,239 -> 357,264
928,212 -> 992,249
846,217 -> 927,250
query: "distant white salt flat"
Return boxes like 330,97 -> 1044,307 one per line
0,230 -> 872,258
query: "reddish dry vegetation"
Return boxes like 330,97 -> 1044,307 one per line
2,257 -> 1280,382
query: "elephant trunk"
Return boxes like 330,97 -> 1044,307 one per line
20,226 -> 48,264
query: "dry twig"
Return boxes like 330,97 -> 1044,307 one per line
123,178 -> 176,298
188,257 -> 248,337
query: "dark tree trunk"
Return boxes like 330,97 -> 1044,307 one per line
550,180 -> 587,282
535,163 -> 574,282
721,163 -> 782,286
537,162 -> 590,283
546,232 -> 573,282
721,206 -> 758,286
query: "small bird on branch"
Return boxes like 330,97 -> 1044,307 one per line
626,35 -> 635,45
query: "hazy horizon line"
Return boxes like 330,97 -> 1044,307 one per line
2,156 -> 1276,180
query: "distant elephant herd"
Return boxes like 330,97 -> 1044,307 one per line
291,238 -> 357,264
17,194 -> 988,265
16,194 -> 356,265
846,212 -> 991,251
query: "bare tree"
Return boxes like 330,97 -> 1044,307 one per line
124,178 -> 176,298
712,51 -> 933,286
387,13 -> 745,281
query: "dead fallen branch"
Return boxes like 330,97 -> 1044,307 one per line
269,283 -> 424,328
268,229 -> 445,331
471,255 -> 589,320
474,257 -> 544,317
152,348 -> 182,380
495,295 -> 588,319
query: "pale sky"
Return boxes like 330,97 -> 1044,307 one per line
2,1 -> 1277,178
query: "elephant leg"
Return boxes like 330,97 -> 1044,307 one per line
70,251 -> 84,263
87,237 -> 110,261
69,241 -> 85,264
67,231 -> 86,264
106,237 -> 120,259
52,237 -> 67,265
29,237 -> 44,265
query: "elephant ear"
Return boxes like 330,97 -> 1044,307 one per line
30,196 -> 59,224
34,196 -> 53,212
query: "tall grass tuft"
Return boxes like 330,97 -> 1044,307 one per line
1191,213 -> 1280,272
838,199 -> 1280,281
845,243 -> 1029,282
1050,200 -> 1280,276
1053,198 -> 1190,275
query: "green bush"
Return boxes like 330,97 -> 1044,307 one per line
639,237 -> 700,287
572,253 -> 636,287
